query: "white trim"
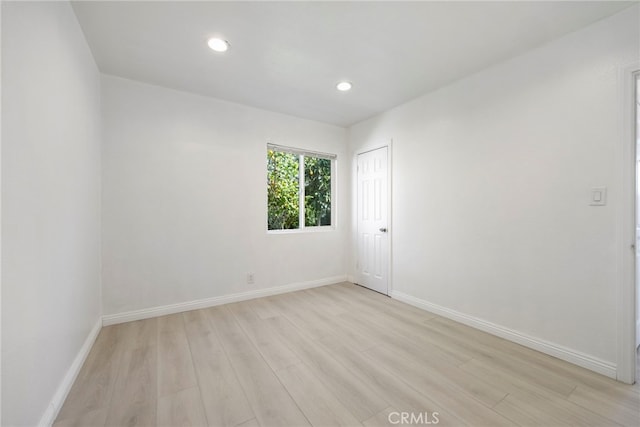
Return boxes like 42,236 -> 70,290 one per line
0,3 -> 4,421
298,154 -> 305,227
618,62 -> 640,384
388,139 -> 393,295
267,143 -> 337,160
267,226 -> 335,235
102,275 -> 347,326
390,290 -> 617,379
38,319 -> 102,427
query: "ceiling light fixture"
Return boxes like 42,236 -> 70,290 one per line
336,81 -> 352,92
207,37 -> 230,53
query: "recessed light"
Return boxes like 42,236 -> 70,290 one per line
207,37 -> 230,53
336,81 -> 352,91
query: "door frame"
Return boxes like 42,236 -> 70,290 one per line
619,62 -> 639,384
354,140 -> 393,295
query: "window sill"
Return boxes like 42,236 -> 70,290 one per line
267,226 -> 336,235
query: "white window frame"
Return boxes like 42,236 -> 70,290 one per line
267,143 -> 337,234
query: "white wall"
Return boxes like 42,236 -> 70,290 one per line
348,6 -> 639,366
101,75 -> 348,316
1,2 -> 102,425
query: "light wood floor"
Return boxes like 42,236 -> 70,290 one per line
55,282 -> 639,427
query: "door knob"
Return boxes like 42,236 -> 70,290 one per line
379,227 -> 387,232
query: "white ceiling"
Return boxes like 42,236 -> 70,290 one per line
72,1 -> 634,127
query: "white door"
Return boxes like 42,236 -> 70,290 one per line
357,146 -> 389,294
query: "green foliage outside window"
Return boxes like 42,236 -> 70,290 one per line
304,157 -> 331,226
267,148 -> 332,230
267,150 -> 299,230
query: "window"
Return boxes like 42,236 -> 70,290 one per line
267,144 -> 335,231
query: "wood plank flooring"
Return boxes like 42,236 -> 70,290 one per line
55,282 -> 640,427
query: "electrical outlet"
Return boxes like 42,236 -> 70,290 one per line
247,273 -> 255,284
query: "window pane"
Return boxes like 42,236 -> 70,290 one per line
267,150 -> 300,230
304,156 -> 332,227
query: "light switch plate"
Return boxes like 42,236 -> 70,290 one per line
590,187 -> 607,206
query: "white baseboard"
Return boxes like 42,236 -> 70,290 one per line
390,290 -> 617,379
103,275 -> 348,326
39,318 -> 102,427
